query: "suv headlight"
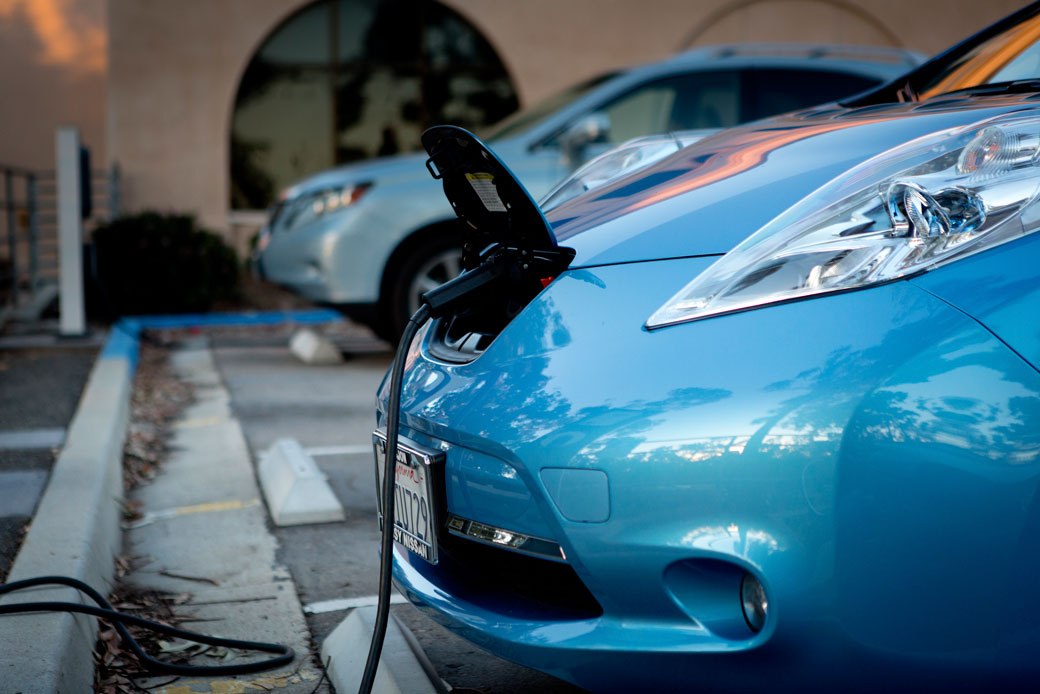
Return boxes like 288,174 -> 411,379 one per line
647,114 -> 1040,329
274,183 -> 371,233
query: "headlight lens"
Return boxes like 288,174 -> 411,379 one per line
274,183 -> 371,233
540,132 -> 706,212
647,115 -> 1040,329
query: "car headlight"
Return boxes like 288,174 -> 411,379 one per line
647,114 -> 1040,329
540,132 -> 706,212
275,183 -> 371,233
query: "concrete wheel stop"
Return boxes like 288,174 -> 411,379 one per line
289,328 -> 344,365
258,438 -> 346,526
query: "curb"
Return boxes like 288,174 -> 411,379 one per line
0,309 -> 341,693
0,345 -> 132,692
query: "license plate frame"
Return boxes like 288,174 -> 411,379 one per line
372,429 -> 444,564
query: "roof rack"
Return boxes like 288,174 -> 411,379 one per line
678,42 -> 923,66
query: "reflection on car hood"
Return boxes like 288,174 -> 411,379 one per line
549,94 -> 1040,267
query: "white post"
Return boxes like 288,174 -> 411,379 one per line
57,127 -> 86,336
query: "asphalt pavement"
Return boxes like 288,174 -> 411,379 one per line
0,335 -> 101,581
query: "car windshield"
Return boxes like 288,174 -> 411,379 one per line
911,8 -> 1040,99
482,72 -> 617,142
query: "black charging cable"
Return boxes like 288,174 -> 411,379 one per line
0,575 -> 293,676
359,302 -> 431,694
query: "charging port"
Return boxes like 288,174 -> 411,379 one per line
420,126 -> 576,361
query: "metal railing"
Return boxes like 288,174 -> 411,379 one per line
0,162 -> 120,319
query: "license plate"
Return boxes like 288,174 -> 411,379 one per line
373,429 -> 443,564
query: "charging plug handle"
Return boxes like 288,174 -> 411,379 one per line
421,248 -> 507,318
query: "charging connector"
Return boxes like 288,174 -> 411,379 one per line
421,248 -> 507,318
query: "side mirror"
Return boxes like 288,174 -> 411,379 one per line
559,112 -> 610,168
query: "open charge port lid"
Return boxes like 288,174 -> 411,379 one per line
421,125 -> 569,265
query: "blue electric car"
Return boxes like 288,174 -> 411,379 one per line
377,4 -> 1040,691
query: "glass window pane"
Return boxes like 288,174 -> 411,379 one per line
988,38 -> 1040,83
232,69 -> 334,204
232,0 -> 519,208
484,73 -> 614,141
424,7 -> 499,69
918,15 -> 1040,98
668,71 -> 741,129
336,0 -> 380,63
747,69 -> 878,121
598,72 -> 741,143
260,2 -> 330,66
353,0 -> 422,65
425,71 -> 517,131
335,67 -> 423,161
603,85 -> 676,142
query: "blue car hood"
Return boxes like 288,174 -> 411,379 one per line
549,96 -> 1040,267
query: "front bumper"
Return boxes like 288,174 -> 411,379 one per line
378,255 -> 1040,692
258,198 -> 402,305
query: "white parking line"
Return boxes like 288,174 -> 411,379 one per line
303,592 -> 408,614
305,444 -> 372,456
0,427 -> 65,450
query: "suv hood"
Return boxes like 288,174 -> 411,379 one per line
549,95 -> 1040,267
280,137 -> 527,200
280,151 -> 429,200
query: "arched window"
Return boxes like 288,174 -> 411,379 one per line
231,0 -> 518,209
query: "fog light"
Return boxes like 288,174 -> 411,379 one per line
740,572 -> 768,633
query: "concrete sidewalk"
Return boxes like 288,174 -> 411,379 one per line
125,343 -> 322,692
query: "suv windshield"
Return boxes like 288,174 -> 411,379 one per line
483,73 -> 617,142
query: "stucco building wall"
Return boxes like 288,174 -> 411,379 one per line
101,0 -> 1028,249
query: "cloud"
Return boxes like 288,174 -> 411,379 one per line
0,0 -> 105,73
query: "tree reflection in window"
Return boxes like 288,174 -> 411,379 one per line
231,0 -> 518,209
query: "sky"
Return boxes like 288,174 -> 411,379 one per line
0,0 -> 106,168
0,0 -> 105,72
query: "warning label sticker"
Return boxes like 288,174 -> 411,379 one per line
465,173 -> 507,213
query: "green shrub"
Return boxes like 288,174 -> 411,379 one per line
89,212 -> 240,317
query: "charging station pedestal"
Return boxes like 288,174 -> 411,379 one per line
56,127 -> 86,337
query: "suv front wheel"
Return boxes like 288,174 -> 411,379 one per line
383,234 -> 463,342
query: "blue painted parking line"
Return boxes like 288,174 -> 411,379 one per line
99,308 -> 343,376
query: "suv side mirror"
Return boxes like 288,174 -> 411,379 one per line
559,112 -> 610,168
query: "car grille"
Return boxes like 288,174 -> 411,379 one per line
414,532 -> 603,621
